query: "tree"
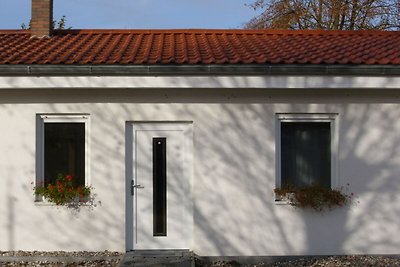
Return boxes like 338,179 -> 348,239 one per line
245,0 -> 400,30
53,15 -> 70,30
21,15 -> 71,30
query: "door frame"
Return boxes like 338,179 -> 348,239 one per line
125,121 -> 194,251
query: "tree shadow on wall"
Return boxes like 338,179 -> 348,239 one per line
1,80 -> 400,254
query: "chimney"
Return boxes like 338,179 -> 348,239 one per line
31,0 -> 53,37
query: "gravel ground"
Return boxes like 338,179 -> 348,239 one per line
0,251 -> 123,267
196,255 -> 400,267
0,260 -> 120,267
1,252 -> 400,267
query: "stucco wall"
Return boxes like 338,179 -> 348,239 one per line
0,87 -> 400,255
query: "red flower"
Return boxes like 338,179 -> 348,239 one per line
66,174 -> 73,182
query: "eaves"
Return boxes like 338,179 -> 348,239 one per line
0,64 -> 400,76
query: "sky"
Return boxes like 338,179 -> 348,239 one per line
0,0 -> 259,30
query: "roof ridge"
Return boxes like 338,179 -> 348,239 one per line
54,29 -> 400,36
0,30 -> 30,34
1,29 -> 400,36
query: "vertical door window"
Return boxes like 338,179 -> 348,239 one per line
153,137 -> 167,236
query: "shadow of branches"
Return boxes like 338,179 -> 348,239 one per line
0,80 -> 400,255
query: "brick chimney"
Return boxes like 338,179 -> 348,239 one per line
31,0 -> 53,37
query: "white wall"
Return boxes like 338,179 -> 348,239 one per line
0,86 -> 400,255
1,75 -> 400,89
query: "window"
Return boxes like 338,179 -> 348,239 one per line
153,137 -> 167,236
276,114 -> 338,190
36,115 -> 90,191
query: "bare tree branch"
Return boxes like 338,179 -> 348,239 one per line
244,0 -> 400,30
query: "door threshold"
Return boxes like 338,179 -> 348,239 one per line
128,249 -> 191,257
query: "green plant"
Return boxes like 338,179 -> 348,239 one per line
275,183 -> 353,211
34,173 -> 91,206
21,15 -> 72,30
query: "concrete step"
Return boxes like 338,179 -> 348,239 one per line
128,250 -> 192,257
119,250 -> 194,267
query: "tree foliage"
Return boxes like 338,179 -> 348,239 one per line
245,0 -> 400,30
53,15 -> 70,30
21,15 -> 71,30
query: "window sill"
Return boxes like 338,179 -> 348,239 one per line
274,192 -> 296,205
34,197 -> 92,207
34,201 -> 92,207
274,199 -> 293,205
34,200 -> 56,206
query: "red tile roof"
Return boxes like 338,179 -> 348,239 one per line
1,29 -> 400,65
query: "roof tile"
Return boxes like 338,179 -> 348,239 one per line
0,29 -> 400,65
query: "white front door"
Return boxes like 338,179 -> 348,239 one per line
127,122 -> 193,250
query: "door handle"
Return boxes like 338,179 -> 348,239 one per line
131,180 -> 144,195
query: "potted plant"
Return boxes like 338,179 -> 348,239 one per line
34,173 -> 93,207
275,183 -> 353,211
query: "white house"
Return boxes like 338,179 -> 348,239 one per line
1,0 -> 400,257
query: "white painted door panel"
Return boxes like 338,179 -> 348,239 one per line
131,123 -> 193,250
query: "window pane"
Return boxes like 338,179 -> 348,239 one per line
281,122 -> 331,188
153,137 -> 167,236
44,123 -> 85,187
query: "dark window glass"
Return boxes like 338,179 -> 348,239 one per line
44,123 -> 85,187
281,122 -> 331,188
153,137 -> 167,236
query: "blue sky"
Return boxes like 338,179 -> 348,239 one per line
0,0 -> 258,29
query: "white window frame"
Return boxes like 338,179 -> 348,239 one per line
275,113 -> 339,190
36,114 -> 90,201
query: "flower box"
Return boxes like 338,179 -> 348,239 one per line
34,173 -> 93,208
275,184 -> 353,211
